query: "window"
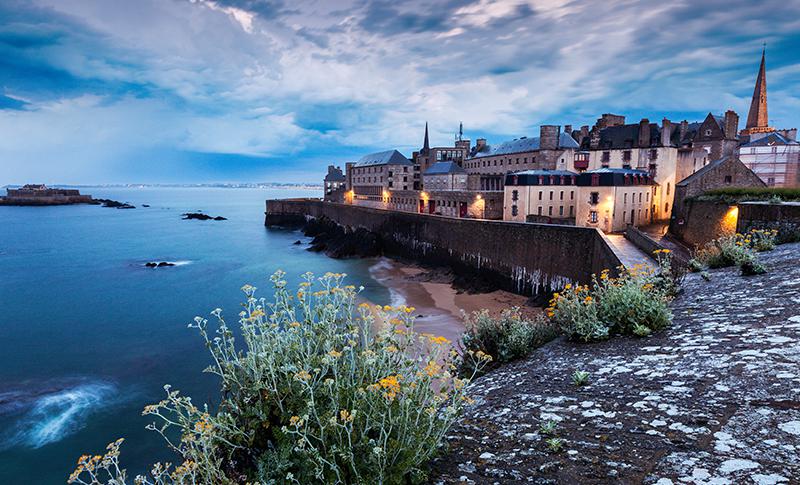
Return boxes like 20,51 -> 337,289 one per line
559,206 -> 564,216
602,151 -> 610,164
512,190 -> 519,202
666,183 -> 671,196
590,192 -> 600,205
639,193 -> 642,203
548,206 -> 553,216
665,203 -> 669,213
570,191 -> 574,200
549,191 -> 554,200
538,206 -> 543,215
623,150 -> 632,162
623,211 -> 626,222
724,175 -> 732,183
538,191 -> 543,200
570,206 -> 574,216
624,193 -> 627,203
705,129 -> 712,137
560,191 -> 564,200
650,149 -> 658,160
590,210 -> 598,223
511,205 -> 518,216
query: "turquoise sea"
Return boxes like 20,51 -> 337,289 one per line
0,187 -> 390,484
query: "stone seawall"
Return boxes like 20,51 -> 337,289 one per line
265,199 -> 621,296
738,201 -> 800,243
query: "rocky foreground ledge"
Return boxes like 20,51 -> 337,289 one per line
431,243 -> 800,484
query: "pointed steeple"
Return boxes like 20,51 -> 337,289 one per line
743,46 -> 772,134
421,122 -> 430,154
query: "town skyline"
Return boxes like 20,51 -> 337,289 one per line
2,0 -> 799,185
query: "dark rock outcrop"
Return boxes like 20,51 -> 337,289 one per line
145,261 -> 175,268
92,199 -> 135,209
182,212 -> 227,221
303,217 -> 381,258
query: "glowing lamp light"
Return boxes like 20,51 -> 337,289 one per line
476,194 -> 483,200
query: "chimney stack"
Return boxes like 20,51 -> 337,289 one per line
679,120 -> 689,143
590,127 -> 601,149
563,124 -> 573,140
723,110 -> 739,140
540,125 -> 560,151
661,118 -> 672,146
638,118 -> 651,147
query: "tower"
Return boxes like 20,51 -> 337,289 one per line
421,122 -> 430,155
742,47 -> 773,135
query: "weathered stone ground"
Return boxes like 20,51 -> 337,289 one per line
431,242 -> 800,484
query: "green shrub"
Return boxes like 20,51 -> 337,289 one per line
548,260 -> 674,342
70,272 -> 487,485
571,370 -> 590,387
461,307 -> 558,365
699,187 -> 800,202
545,438 -> 564,453
692,229 -> 776,275
539,420 -> 557,436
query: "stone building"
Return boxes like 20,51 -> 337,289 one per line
422,161 -> 468,191
670,155 -> 766,234
577,115 -> 677,221
575,168 -> 655,233
349,149 -> 413,207
503,170 -> 578,223
574,110 -> 740,222
464,125 -> 579,191
0,184 -> 93,205
323,165 -> 346,202
413,123 -> 471,189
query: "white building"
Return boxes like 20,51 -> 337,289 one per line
738,132 -> 800,188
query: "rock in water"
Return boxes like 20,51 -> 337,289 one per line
182,212 -> 226,221
145,261 -> 175,268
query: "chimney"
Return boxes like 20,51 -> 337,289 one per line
661,118 -> 672,146
679,120 -> 689,142
540,125 -> 560,151
590,127 -> 601,149
476,138 -> 487,150
580,125 -> 589,141
563,124 -> 573,139
724,110 -> 739,140
638,118 -> 651,147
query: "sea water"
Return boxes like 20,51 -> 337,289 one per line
0,187 -> 389,484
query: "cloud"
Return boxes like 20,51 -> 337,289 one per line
1,0 -> 799,184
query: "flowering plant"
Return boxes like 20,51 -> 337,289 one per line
70,272 -> 487,484
547,258 -> 674,342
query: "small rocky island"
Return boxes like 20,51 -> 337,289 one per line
0,184 -> 93,205
182,212 -> 227,221
145,261 -> 175,268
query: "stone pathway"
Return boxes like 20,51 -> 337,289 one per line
603,233 -> 654,269
431,243 -> 800,484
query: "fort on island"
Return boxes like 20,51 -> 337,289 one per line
0,184 -> 94,205
267,50 -> 800,294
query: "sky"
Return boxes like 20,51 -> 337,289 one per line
1,0 -> 799,185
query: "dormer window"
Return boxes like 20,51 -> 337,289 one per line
705,129 -> 712,137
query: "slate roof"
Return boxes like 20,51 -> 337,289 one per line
469,133 -> 579,159
584,167 -> 651,175
423,161 -> 466,175
512,169 -> 578,177
739,132 -> 799,147
354,150 -> 412,167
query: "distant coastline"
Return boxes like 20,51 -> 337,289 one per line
1,182 -> 323,190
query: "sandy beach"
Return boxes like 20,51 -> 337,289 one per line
366,257 -> 536,344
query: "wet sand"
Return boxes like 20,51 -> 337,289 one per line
367,257 -> 534,344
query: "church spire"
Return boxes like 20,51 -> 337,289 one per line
422,122 -> 430,154
743,46 -> 772,134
